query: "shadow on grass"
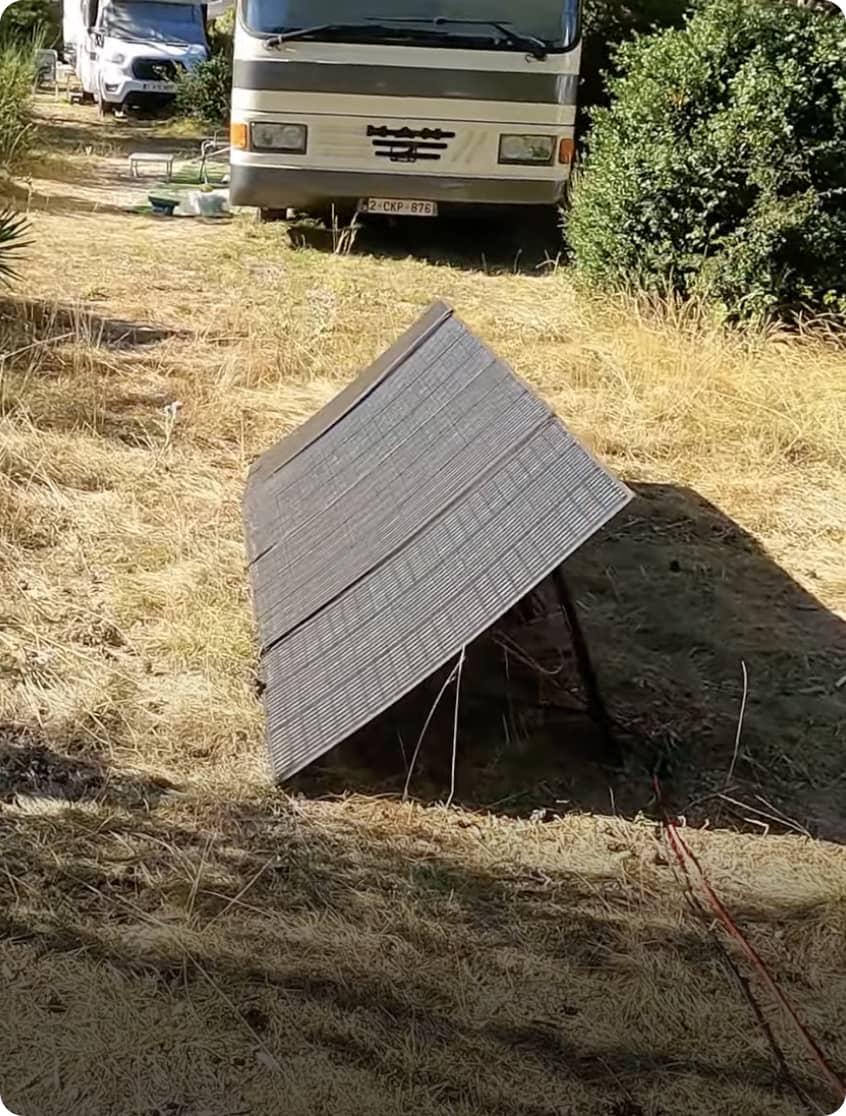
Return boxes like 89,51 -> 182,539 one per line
0,295 -> 190,350
1,178 -> 130,217
285,210 -> 566,277
0,727 -> 174,808
33,104 -> 205,158
15,152 -> 104,188
0,744 -> 838,1115
289,484 -> 846,839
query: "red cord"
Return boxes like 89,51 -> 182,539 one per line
653,776 -> 845,1102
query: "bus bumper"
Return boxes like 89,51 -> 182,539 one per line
228,165 -> 567,212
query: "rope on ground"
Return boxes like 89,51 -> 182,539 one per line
653,775 -> 845,1106
671,840 -> 821,1114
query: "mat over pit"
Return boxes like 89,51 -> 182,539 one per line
244,301 -> 632,781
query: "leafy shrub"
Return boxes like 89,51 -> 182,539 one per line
579,0 -> 688,117
175,51 -> 233,126
0,38 -> 38,170
567,0 -> 846,322
0,0 -> 60,48
0,207 -> 31,286
175,10 -> 233,126
208,6 -> 235,53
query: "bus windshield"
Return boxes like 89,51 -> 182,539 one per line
241,1 -> 579,51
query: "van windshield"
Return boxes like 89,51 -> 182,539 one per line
241,0 -> 579,51
102,1 -> 207,44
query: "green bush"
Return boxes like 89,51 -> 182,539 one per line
0,0 -> 60,48
175,51 -> 233,126
567,0 -> 846,322
208,6 -> 235,53
175,10 -> 233,126
579,0 -> 688,117
0,39 -> 38,170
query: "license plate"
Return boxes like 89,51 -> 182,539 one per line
140,81 -> 174,92
362,198 -> 437,217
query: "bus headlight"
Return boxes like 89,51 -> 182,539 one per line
498,134 -> 555,166
250,122 -> 308,154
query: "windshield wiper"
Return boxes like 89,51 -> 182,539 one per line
265,22 -> 399,48
266,18 -> 550,58
367,16 -> 549,60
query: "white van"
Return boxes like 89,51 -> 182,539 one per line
63,0 -> 210,115
227,1 -> 582,220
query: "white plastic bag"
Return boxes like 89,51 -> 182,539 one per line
175,189 -> 230,218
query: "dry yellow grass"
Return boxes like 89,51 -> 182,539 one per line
0,106 -> 845,1116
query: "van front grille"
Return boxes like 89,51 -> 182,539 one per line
131,59 -> 181,82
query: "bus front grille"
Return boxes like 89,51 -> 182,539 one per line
367,124 -> 455,163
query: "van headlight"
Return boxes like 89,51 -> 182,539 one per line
250,122 -> 308,154
106,51 -> 126,65
498,135 -> 555,166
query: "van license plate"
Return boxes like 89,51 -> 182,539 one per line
140,81 -> 174,92
363,198 -> 437,217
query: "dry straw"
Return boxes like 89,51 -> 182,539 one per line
0,125 -> 844,1116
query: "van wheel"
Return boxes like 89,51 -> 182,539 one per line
97,96 -> 114,117
258,208 -> 287,223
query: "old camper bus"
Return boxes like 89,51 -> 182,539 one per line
228,1 -> 581,220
